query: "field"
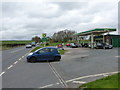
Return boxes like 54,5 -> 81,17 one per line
1,40 -> 32,44
0,40 -> 32,50
0,41 -> 70,51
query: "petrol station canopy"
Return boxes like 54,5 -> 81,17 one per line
74,28 -> 116,36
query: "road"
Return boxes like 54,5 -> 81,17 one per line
2,46 -> 32,70
1,46 -> 118,88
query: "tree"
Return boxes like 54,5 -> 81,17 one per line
52,29 -> 76,42
32,36 -> 41,43
46,37 -> 53,43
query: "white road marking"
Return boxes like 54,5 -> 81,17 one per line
37,71 -> 119,88
66,71 -> 118,83
115,56 -> 120,57
73,81 -> 86,84
56,83 -> 59,85
25,53 -> 29,56
0,71 -> 5,76
49,63 -> 68,87
19,58 -> 21,61
103,74 -> 108,76
37,83 -> 59,89
4,47 -> 35,71
14,61 -> 18,64
49,64 -> 65,86
7,65 -> 13,69
39,84 -> 54,88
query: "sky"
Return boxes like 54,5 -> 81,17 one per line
1,0 -> 119,40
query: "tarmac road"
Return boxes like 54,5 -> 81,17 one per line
2,46 -> 32,70
1,46 -> 118,88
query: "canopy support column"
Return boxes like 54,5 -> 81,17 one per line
91,33 -> 94,48
103,35 -> 105,43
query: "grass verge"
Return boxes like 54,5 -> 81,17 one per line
31,46 -> 42,52
0,45 -> 10,51
58,49 -> 67,55
79,73 -> 119,89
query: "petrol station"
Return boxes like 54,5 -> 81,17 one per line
73,28 -> 120,48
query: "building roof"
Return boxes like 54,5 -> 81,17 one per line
74,28 -> 116,36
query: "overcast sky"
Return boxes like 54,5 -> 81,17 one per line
1,0 -> 119,40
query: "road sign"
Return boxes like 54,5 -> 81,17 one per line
42,37 -> 48,42
42,33 -> 46,38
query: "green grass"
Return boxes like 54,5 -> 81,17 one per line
1,45 -> 23,51
79,73 -> 119,89
1,40 -> 32,44
45,42 -> 69,46
31,46 -> 42,52
0,40 -> 32,50
37,42 -> 72,47
47,43 -> 62,46
58,49 -> 67,55
0,45 -> 10,51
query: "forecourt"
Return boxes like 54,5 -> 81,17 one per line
2,45 -> 118,88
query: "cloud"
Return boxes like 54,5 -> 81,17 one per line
1,1 -> 118,40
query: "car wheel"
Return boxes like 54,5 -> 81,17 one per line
54,56 -> 61,61
27,59 -> 30,62
30,57 -> 36,63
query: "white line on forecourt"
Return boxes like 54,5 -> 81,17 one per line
72,81 -> 86,84
66,71 -> 118,83
38,71 -> 119,88
39,84 -> 54,88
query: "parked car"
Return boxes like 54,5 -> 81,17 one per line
31,42 -> 36,46
27,47 -> 61,62
66,43 -> 71,47
95,43 -> 103,49
95,43 -> 113,49
70,43 -> 78,48
103,43 -> 113,49
57,44 -> 64,50
81,43 -> 89,47
36,43 -> 40,45
75,43 -> 81,47
26,44 -> 32,48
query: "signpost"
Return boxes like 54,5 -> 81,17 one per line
42,33 -> 46,38
42,33 -> 48,47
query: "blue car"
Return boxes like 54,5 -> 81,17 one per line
27,47 -> 61,62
